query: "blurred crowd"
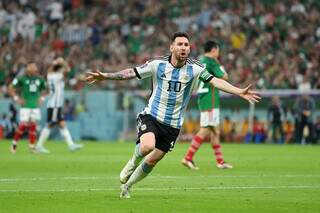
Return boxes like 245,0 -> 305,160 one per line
181,95 -> 320,144
0,0 -> 320,94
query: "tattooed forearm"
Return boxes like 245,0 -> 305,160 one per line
104,68 -> 136,80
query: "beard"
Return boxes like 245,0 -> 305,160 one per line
175,52 -> 188,62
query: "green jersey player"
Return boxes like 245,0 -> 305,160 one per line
182,40 -> 233,170
8,62 -> 46,154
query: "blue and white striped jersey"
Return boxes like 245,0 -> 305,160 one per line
46,71 -> 65,108
134,55 -> 214,129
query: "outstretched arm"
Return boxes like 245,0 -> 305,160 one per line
209,77 -> 261,104
85,68 -> 136,84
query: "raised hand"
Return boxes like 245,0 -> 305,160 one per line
239,84 -> 261,104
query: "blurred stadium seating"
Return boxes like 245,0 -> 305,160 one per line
0,0 -> 319,142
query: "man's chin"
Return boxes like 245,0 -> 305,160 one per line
179,55 -> 187,60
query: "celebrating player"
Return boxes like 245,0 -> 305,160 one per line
182,40 -> 233,170
8,62 -> 46,154
36,57 -> 83,153
86,32 -> 260,198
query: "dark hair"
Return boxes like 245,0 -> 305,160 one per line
204,40 -> 220,53
53,64 -> 63,71
171,32 -> 190,42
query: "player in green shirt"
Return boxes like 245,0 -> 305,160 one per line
8,62 -> 46,154
182,40 -> 233,170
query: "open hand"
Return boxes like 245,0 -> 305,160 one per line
85,70 -> 106,84
239,85 -> 261,104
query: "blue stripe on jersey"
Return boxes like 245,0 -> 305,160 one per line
150,63 -> 166,118
178,65 -> 194,126
163,68 -> 181,125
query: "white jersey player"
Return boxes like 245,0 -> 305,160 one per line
86,32 -> 260,198
36,57 -> 83,153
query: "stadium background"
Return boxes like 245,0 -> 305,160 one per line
0,0 -> 319,142
0,1 -> 319,212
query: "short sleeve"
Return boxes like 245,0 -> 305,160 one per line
134,60 -> 155,80
11,77 -> 21,88
211,65 -> 226,78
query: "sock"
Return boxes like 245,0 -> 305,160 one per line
12,140 -> 18,150
59,127 -> 74,147
12,123 -> 28,147
28,122 -> 37,147
212,144 -> 224,164
184,135 -> 204,161
37,126 -> 51,148
126,161 -> 154,187
132,144 -> 144,166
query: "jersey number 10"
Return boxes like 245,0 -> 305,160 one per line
167,80 -> 182,92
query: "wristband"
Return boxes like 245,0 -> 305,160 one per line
13,96 -> 19,101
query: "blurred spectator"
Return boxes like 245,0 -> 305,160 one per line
250,116 -> 267,144
0,113 -> 12,138
267,96 -> 285,143
283,119 -> 294,144
0,0 -> 319,92
236,118 -> 249,143
221,116 -> 234,142
63,99 -> 75,121
294,95 -> 316,144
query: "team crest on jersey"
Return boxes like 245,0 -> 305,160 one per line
140,124 -> 147,131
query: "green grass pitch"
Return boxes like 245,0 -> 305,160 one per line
0,140 -> 319,213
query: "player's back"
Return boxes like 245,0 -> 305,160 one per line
47,71 -> 65,108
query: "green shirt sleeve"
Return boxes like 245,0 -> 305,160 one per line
11,77 -> 22,88
210,64 -> 225,78
199,69 -> 214,83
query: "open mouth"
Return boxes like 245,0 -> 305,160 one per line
181,52 -> 186,56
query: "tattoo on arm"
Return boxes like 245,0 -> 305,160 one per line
104,68 -> 136,80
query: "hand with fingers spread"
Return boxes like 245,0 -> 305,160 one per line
85,70 -> 107,84
239,85 -> 261,104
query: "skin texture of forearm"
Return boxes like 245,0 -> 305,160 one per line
210,77 -> 242,96
103,68 -> 136,80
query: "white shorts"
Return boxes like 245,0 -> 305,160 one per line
19,108 -> 41,122
200,109 -> 220,127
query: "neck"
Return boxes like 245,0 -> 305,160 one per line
204,53 -> 217,60
170,55 -> 186,68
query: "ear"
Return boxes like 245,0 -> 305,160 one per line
170,44 -> 174,53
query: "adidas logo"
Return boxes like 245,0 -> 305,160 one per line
161,73 -> 166,78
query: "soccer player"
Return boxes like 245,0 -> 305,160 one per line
182,40 -> 233,170
86,32 -> 260,198
8,62 -> 46,154
36,57 -> 83,153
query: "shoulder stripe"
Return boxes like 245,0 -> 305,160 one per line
187,58 -> 205,68
148,55 -> 170,62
